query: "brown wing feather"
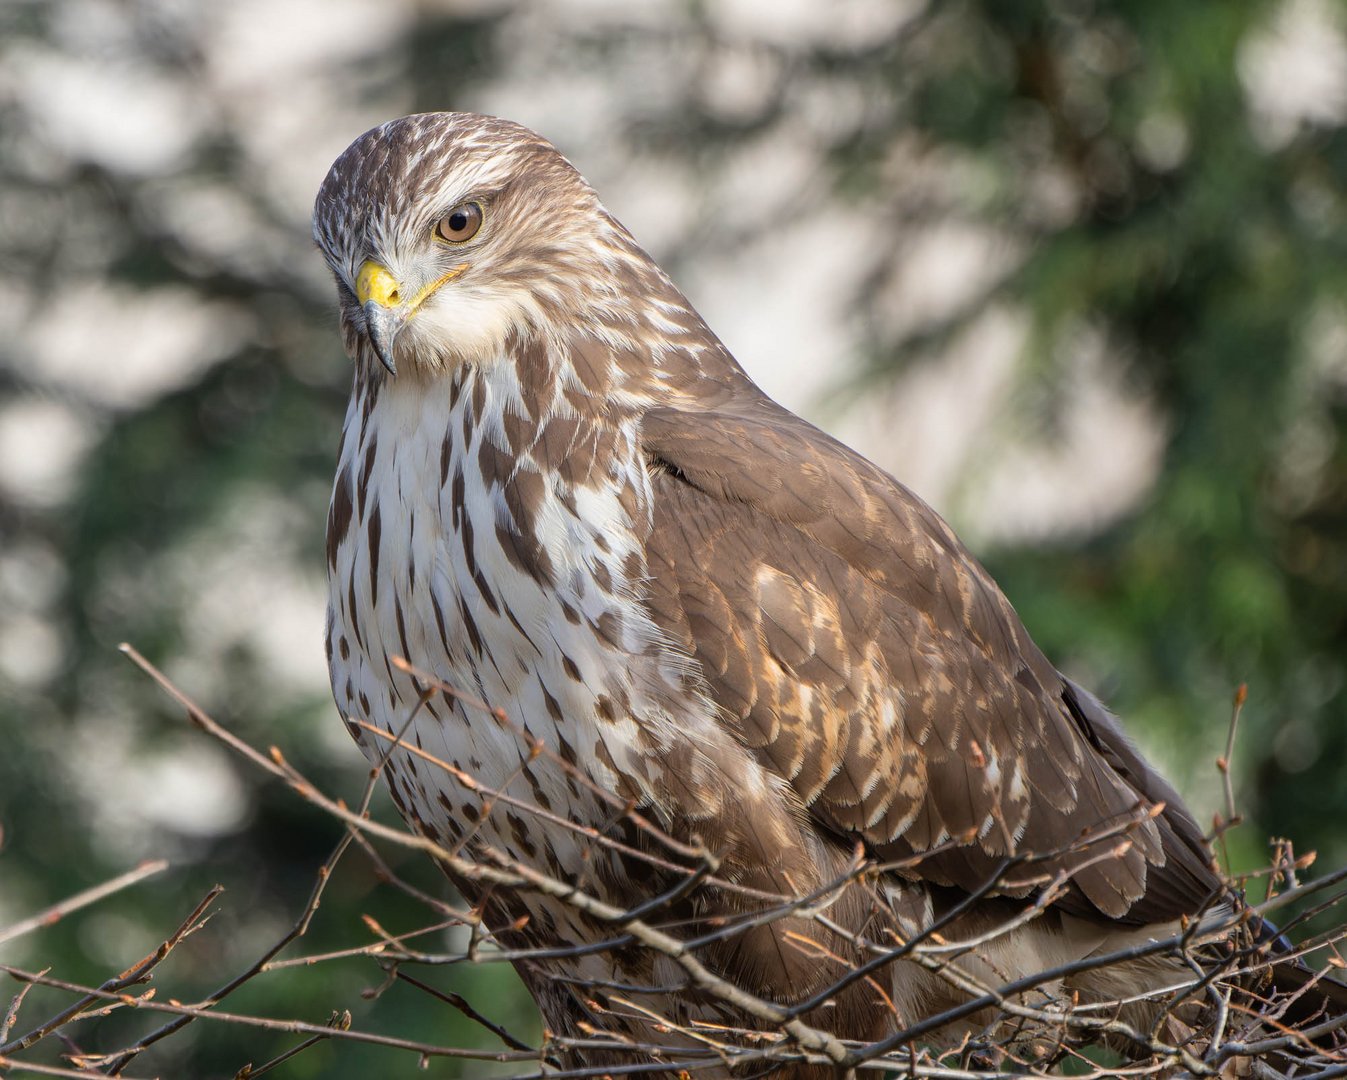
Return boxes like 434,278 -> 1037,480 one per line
640,401 -> 1219,924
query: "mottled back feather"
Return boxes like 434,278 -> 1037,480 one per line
639,401 -> 1218,923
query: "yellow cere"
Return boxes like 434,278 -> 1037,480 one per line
356,261 -> 401,307
356,261 -> 469,311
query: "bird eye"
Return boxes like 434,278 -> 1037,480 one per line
435,202 -> 483,244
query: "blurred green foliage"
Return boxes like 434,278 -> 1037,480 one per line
2,0 -> 1346,1074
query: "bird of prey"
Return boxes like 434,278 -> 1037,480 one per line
313,113 -> 1228,1073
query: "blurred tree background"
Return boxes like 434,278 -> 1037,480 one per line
2,0 -> 1346,1074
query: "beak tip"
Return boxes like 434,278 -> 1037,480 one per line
373,343 -> 398,377
363,300 -> 402,377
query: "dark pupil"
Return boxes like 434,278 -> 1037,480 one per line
448,210 -> 469,234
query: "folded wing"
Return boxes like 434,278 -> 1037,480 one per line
638,401 -> 1218,924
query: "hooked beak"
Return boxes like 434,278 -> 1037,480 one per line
354,259 -> 469,377
362,300 -> 402,376
356,261 -> 406,376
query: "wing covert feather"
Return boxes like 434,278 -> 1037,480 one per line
640,403 -> 1218,924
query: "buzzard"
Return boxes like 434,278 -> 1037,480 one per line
314,113 -> 1227,1072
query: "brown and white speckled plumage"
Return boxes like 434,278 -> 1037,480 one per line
314,112 -> 1222,1073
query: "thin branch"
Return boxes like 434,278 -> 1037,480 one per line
0,861 -> 168,949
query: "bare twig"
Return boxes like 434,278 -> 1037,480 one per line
0,861 -> 168,949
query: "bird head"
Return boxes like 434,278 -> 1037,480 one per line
312,112 -> 612,378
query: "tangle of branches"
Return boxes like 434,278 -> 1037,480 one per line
2,646 -> 1345,1079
